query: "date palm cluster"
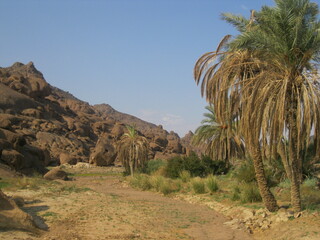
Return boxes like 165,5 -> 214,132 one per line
194,0 -> 320,212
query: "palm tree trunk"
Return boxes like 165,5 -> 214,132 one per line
277,141 -> 293,180
129,143 -> 134,176
288,110 -> 302,212
250,145 -> 279,212
129,162 -> 134,177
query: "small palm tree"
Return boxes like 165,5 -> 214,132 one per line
118,125 -> 149,176
192,105 -> 244,167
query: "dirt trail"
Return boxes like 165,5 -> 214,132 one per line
1,175 -> 252,240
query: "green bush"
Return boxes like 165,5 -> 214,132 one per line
158,179 -> 181,195
150,175 -> 165,191
201,155 -> 229,175
231,185 -> 241,201
129,174 -> 152,190
179,170 -> 191,183
165,156 -> 185,178
239,183 -> 262,203
164,153 -> 229,179
159,181 -> 175,195
302,177 -> 318,188
301,184 -> 320,210
206,175 -> 219,193
191,177 -> 206,194
146,159 -> 167,174
278,179 -> 291,189
233,159 -> 256,183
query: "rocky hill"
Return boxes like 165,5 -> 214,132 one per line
0,62 -> 195,175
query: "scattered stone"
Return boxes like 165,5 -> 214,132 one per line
43,168 -> 68,181
294,212 -> 302,218
60,153 -> 77,165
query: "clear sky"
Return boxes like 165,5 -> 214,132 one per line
0,0 -> 280,137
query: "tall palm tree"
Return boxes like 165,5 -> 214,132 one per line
192,105 -> 245,167
194,0 -> 320,212
118,125 -> 149,176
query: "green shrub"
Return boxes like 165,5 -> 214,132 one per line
302,177 -> 318,188
159,180 -> 176,195
301,185 -> 320,210
0,181 -> 11,189
239,183 -> 262,203
164,153 -> 230,179
174,179 -> 183,192
129,174 -> 152,190
146,159 -> 167,174
191,177 -> 206,194
233,159 -> 256,183
150,175 -> 165,191
278,179 -> 291,189
231,185 -> 241,201
179,170 -> 191,183
201,155 -> 229,175
165,156 -> 185,178
206,175 -> 219,193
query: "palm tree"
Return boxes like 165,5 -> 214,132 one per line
192,105 -> 245,167
118,125 -> 149,176
194,0 -> 320,212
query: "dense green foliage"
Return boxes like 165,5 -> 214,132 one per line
146,159 -> 167,174
164,153 -> 229,179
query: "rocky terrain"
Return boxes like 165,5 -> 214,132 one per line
0,62 -> 194,175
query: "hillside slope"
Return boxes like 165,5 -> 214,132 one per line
0,62 -> 194,174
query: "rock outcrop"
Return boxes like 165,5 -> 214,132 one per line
0,62 -> 194,173
0,190 -> 39,232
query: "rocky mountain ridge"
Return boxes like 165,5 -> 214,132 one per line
0,62 -> 194,175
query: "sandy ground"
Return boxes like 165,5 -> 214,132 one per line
1,167 -> 319,240
0,173 -> 252,240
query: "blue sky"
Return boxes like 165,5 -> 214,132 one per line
0,0 -> 279,136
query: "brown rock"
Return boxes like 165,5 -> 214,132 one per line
1,62 -> 51,98
111,123 -> 125,140
1,149 -> 24,170
90,134 -> 116,166
0,189 -> 38,232
43,168 -> 68,181
167,139 -> 183,154
21,108 -> 42,118
154,135 -> 168,148
150,142 -> 163,152
60,153 -> 77,165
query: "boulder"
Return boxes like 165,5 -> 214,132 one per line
60,153 -> 77,165
167,139 -> 183,154
0,190 -> 38,232
111,123 -> 125,140
21,108 -> 42,118
0,83 -> 39,111
90,134 -> 117,166
0,128 -> 26,148
154,135 -> 168,148
1,149 -> 24,170
150,142 -> 163,152
43,168 -> 68,181
1,143 -> 47,175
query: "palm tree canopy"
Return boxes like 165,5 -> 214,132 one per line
194,0 -> 320,158
192,105 -> 244,162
